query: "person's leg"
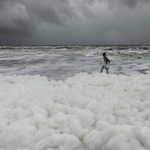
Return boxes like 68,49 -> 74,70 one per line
106,63 -> 109,74
101,66 -> 104,73
106,68 -> 109,74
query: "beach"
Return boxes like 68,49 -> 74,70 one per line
0,46 -> 150,149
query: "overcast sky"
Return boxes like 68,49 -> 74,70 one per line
0,0 -> 150,45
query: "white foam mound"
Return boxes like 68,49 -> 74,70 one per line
0,73 -> 150,150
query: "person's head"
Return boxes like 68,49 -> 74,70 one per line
103,53 -> 106,57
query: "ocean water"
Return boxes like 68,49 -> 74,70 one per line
0,45 -> 150,80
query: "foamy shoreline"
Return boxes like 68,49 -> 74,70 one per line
0,73 -> 150,150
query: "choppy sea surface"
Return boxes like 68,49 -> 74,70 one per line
0,45 -> 150,81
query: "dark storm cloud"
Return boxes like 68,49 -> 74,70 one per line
24,0 -> 78,26
0,0 -> 150,45
0,0 -> 79,41
0,1 -> 35,37
0,0 -> 98,27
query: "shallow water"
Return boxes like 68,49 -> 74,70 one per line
0,45 -> 150,80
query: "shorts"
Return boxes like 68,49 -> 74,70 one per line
103,63 -> 110,69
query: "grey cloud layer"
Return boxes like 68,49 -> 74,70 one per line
0,0 -> 150,45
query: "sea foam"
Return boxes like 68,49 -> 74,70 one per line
0,73 -> 150,150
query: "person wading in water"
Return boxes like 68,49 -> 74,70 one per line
101,53 -> 110,74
